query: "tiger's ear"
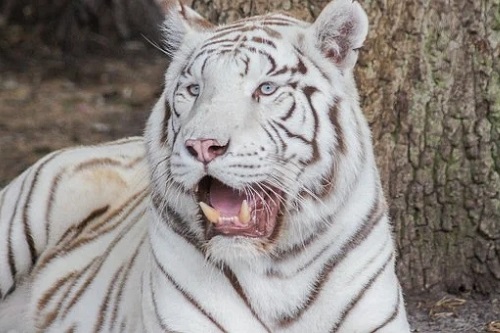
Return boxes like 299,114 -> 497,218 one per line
158,0 -> 214,55
309,0 -> 368,69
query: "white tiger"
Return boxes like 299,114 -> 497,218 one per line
0,0 -> 411,332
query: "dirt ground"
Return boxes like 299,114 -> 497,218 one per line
0,43 -> 164,187
0,45 -> 499,332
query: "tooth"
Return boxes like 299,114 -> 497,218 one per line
199,202 -> 220,224
239,200 -> 251,224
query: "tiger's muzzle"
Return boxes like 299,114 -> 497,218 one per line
196,176 -> 283,239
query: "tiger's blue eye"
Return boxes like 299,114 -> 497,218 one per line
187,84 -> 200,96
258,82 -> 277,96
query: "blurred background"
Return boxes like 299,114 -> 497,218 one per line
0,0 -> 499,331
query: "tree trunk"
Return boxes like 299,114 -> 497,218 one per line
190,0 -> 500,295
357,0 -> 500,294
2,0 -> 499,294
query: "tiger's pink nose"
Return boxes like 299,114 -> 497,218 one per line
185,139 -> 228,164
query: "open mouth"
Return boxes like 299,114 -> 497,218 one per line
196,176 -> 282,239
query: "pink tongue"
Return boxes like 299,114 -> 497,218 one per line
210,180 -> 246,216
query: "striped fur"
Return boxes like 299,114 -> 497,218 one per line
0,0 -> 410,332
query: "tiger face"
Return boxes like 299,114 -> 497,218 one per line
146,0 -> 369,264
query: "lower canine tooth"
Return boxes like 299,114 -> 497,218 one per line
239,200 -> 251,224
199,202 -> 220,224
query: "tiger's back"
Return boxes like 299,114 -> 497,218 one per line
0,0 -> 411,332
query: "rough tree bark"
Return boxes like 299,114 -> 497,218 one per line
2,0 -> 499,294
356,0 -> 500,295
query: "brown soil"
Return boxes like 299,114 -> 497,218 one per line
0,44 -> 166,187
406,292 -> 499,333
0,46 -> 498,333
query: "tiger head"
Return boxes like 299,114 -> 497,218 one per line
146,0 -> 370,265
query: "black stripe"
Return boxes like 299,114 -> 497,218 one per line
151,193 -> 204,252
210,23 -> 248,38
36,271 -> 77,310
278,196 -> 384,325
22,151 -> 66,260
35,192 -> 146,328
7,176 -> 29,279
300,86 -> 320,166
207,29 -> 244,42
329,101 -> 347,155
261,21 -> 294,27
200,56 -> 210,75
270,65 -> 290,77
241,54 -> 250,76
222,266 -> 272,333
201,35 -> 241,50
171,86 -> 181,118
45,172 -> 63,240
368,286 -> 402,333
93,266 -> 125,333
240,46 -> 276,74
23,156 -> 54,265
109,236 -> 146,330
251,36 -> 277,48
4,284 -> 15,299
37,262 -> 92,329
150,272 -> 178,332
272,120 -> 311,146
57,263 -> 97,322
273,181 -> 378,264
271,215 -> 331,263
262,27 -> 282,39
38,189 -> 145,271
59,206 -> 147,320
184,49 -> 211,77
261,125 -> 281,156
161,98 -> 170,145
330,252 -> 394,333
296,47 -> 330,82
295,58 -> 307,74
266,122 -> 289,159
172,117 -> 180,148
39,205 -> 109,267
152,252 -> 227,332
274,90 -> 293,104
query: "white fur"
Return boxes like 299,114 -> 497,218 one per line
0,1 -> 410,332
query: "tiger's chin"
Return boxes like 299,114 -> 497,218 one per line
194,176 -> 283,261
204,236 -> 273,266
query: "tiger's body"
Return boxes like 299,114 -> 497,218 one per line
0,0 -> 410,332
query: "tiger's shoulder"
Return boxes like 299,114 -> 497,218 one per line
0,137 -> 150,298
